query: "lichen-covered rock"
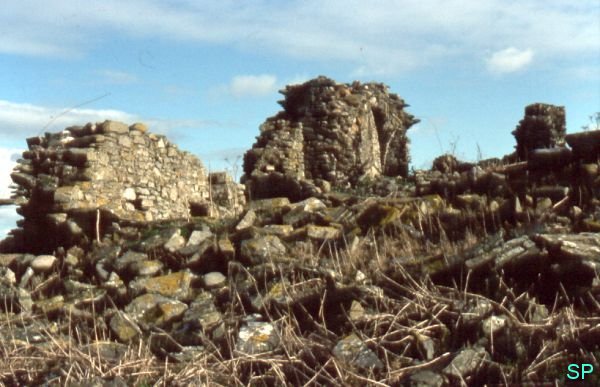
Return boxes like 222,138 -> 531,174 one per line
243,76 -> 418,200
174,291 -> 225,345
110,312 -> 142,343
186,229 -> 213,247
443,347 -> 490,380
408,371 -> 447,387
240,235 -> 287,265
535,233 -> 600,263
128,271 -> 192,300
333,333 -> 383,370
235,314 -> 279,355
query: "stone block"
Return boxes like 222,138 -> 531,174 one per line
100,120 -> 129,134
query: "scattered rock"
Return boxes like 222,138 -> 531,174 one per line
236,315 -> 279,355
30,255 -> 57,273
202,272 -> 227,289
443,347 -> 489,380
333,333 -> 383,370
110,312 -> 142,343
164,230 -> 186,253
0,83 -> 598,386
240,235 -> 287,265
186,229 -> 213,246
129,271 -> 192,300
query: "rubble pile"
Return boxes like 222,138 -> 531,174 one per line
1,183 -> 598,384
413,105 -> 599,240
243,76 -> 418,200
0,82 -> 599,385
2,121 -> 244,254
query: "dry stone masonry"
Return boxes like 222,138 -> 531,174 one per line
512,103 -> 566,161
243,76 -> 418,200
6,120 -> 243,253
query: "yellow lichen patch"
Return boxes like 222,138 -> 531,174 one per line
250,333 -> 272,343
357,203 -> 400,231
154,301 -> 188,326
140,271 -> 191,299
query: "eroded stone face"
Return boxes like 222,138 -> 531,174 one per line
242,76 -> 418,200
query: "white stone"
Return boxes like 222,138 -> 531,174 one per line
203,272 -> 226,289
122,188 -> 137,201
187,230 -> 212,247
164,231 -> 186,253
31,255 -> 57,273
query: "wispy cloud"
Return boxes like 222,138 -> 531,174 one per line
0,99 -> 137,138
486,47 -> 534,74
229,75 -> 278,98
0,99 -> 217,141
1,1 -> 596,75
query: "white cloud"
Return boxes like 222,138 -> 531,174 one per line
486,47 -> 534,74
0,99 -> 137,139
0,1 -> 597,75
229,75 -> 278,98
286,74 -> 311,86
0,206 -> 20,241
0,146 -> 23,240
0,99 -> 217,141
0,147 -> 22,199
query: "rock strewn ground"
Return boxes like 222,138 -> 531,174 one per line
1,165 -> 599,385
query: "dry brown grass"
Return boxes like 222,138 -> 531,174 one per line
1,222 -> 598,385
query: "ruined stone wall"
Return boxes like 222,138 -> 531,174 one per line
7,121 -> 220,253
243,76 -> 418,200
512,103 -> 566,161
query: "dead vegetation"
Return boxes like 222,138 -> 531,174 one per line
1,220 -> 598,386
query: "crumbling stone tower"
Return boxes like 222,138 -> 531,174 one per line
512,103 -> 566,161
243,76 -> 418,200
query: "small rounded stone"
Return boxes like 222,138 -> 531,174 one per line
30,255 -> 57,273
203,272 -> 227,289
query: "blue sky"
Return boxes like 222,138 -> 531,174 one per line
1,0 -> 599,239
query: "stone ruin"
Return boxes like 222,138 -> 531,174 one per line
0,88 -> 599,385
3,120 -> 244,253
242,76 -> 418,200
416,102 -> 599,235
512,103 -> 566,161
